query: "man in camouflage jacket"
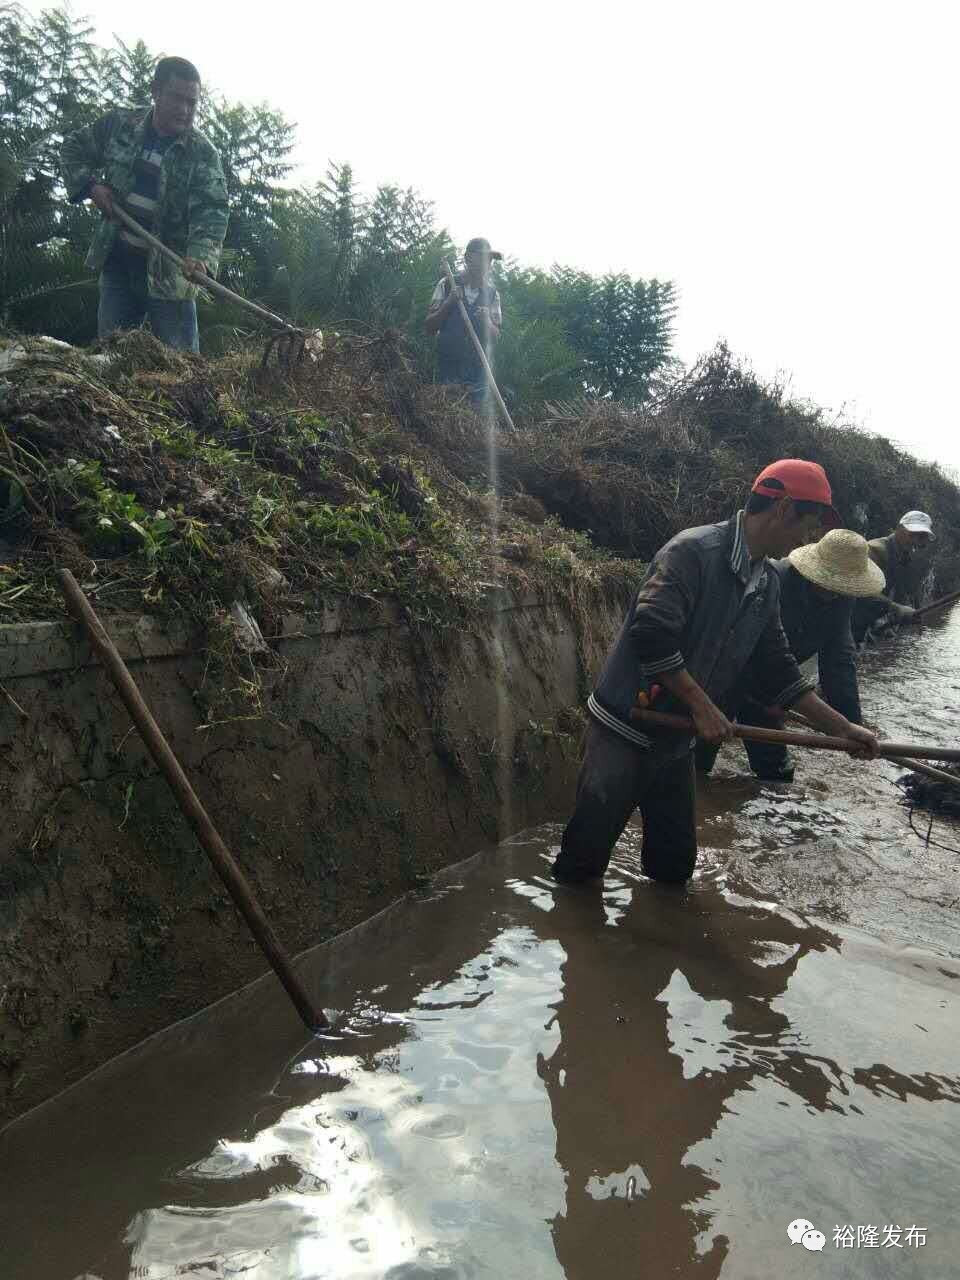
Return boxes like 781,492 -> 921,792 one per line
60,56 -> 228,351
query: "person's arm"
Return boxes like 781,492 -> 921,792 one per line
792,689 -> 879,757
183,144 -> 229,280
817,602 -> 862,723
655,667 -> 734,744
746,590 -> 876,754
60,112 -> 115,212
907,559 -> 929,610
855,594 -> 916,641
424,280 -> 461,334
742,577 -> 817,715
868,538 -> 889,580
629,541 -> 734,745
859,594 -> 891,623
884,600 -> 918,625
861,596 -> 918,638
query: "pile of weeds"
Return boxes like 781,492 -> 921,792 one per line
897,764 -> 960,818
6,328 -> 958,726
0,330 -> 631,655
487,344 -> 960,593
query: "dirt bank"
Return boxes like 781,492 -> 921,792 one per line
0,329 -> 638,1124
0,587 -> 626,1127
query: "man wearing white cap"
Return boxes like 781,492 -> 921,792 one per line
853,510 -> 934,639
871,510 -> 934,609
697,529 -> 885,781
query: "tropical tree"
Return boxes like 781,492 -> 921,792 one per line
0,4 -> 100,336
1,5 -> 679,411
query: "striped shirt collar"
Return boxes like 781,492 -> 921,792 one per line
729,509 -> 750,583
730,508 -> 767,593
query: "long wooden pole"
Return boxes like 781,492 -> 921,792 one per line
871,586 -> 960,637
629,706 -> 960,763
896,757 -> 960,790
59,570 -> 326,1032
785,709 -> 960,789
442,258 -> 517,432
110,205 -> 302,335
912,587 -> 960,621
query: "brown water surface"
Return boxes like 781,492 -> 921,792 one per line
2,616 -> 960,1279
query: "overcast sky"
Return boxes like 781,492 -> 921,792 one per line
27,0 -> 959,469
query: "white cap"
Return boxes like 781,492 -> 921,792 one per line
899,510 -> 934,538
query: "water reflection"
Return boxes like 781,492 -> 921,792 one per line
110,924 -> 567,1280
533,866 -> 839,1277
3,615 -> 960,1279
22,840 -> 952,1280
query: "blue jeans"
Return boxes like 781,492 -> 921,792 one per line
98,259 -> 199,352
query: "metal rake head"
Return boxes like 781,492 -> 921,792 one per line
259,328 -> 324,371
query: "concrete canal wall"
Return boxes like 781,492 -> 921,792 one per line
0,588 -> 626,1125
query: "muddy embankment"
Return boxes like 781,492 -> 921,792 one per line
0,588 -> 624,1126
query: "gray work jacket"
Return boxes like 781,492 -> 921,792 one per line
589,512 -> 814,750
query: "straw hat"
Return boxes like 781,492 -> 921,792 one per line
788,528 -> 886,597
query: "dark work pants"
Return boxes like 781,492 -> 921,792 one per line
553,720 -> 698,885
438,351 -> 491,409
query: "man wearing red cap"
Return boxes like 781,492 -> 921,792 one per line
552,460 -> 879,887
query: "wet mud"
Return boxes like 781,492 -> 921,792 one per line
2,615 -> 960,1279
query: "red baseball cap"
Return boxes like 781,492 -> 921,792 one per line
751,459 -> 841,529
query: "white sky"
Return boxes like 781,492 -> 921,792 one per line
27,0 -> 959,468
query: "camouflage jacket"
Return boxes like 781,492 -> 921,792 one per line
60,106 -> 229,301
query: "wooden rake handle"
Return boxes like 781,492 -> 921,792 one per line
441,257 -> 517,432
59,569 -> 326,1031
629,707 -> 960,763
109,204 -> 302,335
913,587 -> 960,621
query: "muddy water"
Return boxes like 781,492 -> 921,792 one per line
3,617 -> 960,1280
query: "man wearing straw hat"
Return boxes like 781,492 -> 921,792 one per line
552,460 -> 880,888
425,238 -> 503,407
697,528 -> 886,782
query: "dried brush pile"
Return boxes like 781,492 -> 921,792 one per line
483,344 -> 960,592
4,331 -> 958,667
0,330 -> 631,639
897,765 -> 960,819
